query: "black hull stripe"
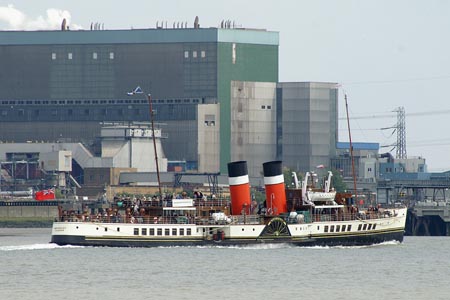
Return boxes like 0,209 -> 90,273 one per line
51,230 -> 404,248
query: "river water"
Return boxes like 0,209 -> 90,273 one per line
1,228 -> 449,300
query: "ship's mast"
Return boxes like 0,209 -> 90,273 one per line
147,93 -> 162,197
345,94 -> 358,205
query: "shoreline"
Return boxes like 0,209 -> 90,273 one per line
0,218 -> 53,228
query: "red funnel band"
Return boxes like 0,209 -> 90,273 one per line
229,183 -> 251,215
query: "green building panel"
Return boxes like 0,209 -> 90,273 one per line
217,42 -> 278,172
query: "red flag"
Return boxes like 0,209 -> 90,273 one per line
35,189 -> 55,201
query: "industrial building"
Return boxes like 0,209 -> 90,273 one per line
0,19 -> 340,193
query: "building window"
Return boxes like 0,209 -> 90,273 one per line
261,105 -> 265,109
184,51 -> 189,58
93,52 -> 97,59
68,53 -> 73,60
109,52 -> 114,59
201,50 -> 206,58
52,53 -> 56,60
267,105 -> 271,109
192,51 -> 197,58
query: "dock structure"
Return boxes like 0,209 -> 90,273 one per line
377,175 -> 450,235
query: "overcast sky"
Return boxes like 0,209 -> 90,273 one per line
1,0 -> 449,171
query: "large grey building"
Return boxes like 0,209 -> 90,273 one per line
0,22 -> 279,174
277,82 -> 338,173
0,20 -> 339,185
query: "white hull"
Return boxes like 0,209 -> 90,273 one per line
51,207 -> 407,247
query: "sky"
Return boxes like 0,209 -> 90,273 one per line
1,0 -> 449,171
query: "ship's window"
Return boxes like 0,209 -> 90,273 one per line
165,228 -> 170,236
157,228 -> 162,236
336,225 -> 340,232
142,228 -> 147,235
363,224 -> 368,230
149,228 -> 155,235
172,228 -> 177,236
187,228 -> 191,236
324,225 -> 329,233
341,225 -> 346,232
347,225 -> 352,231
180,228 -> 184,235
134,228 -> 139,235
368,224 -> 372,230
372,224 -> 377,230
330,225 -> 334,233
117,227 -> 120,232
358,224 -> 362,231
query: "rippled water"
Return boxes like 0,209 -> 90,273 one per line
1,228 -> 449,300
